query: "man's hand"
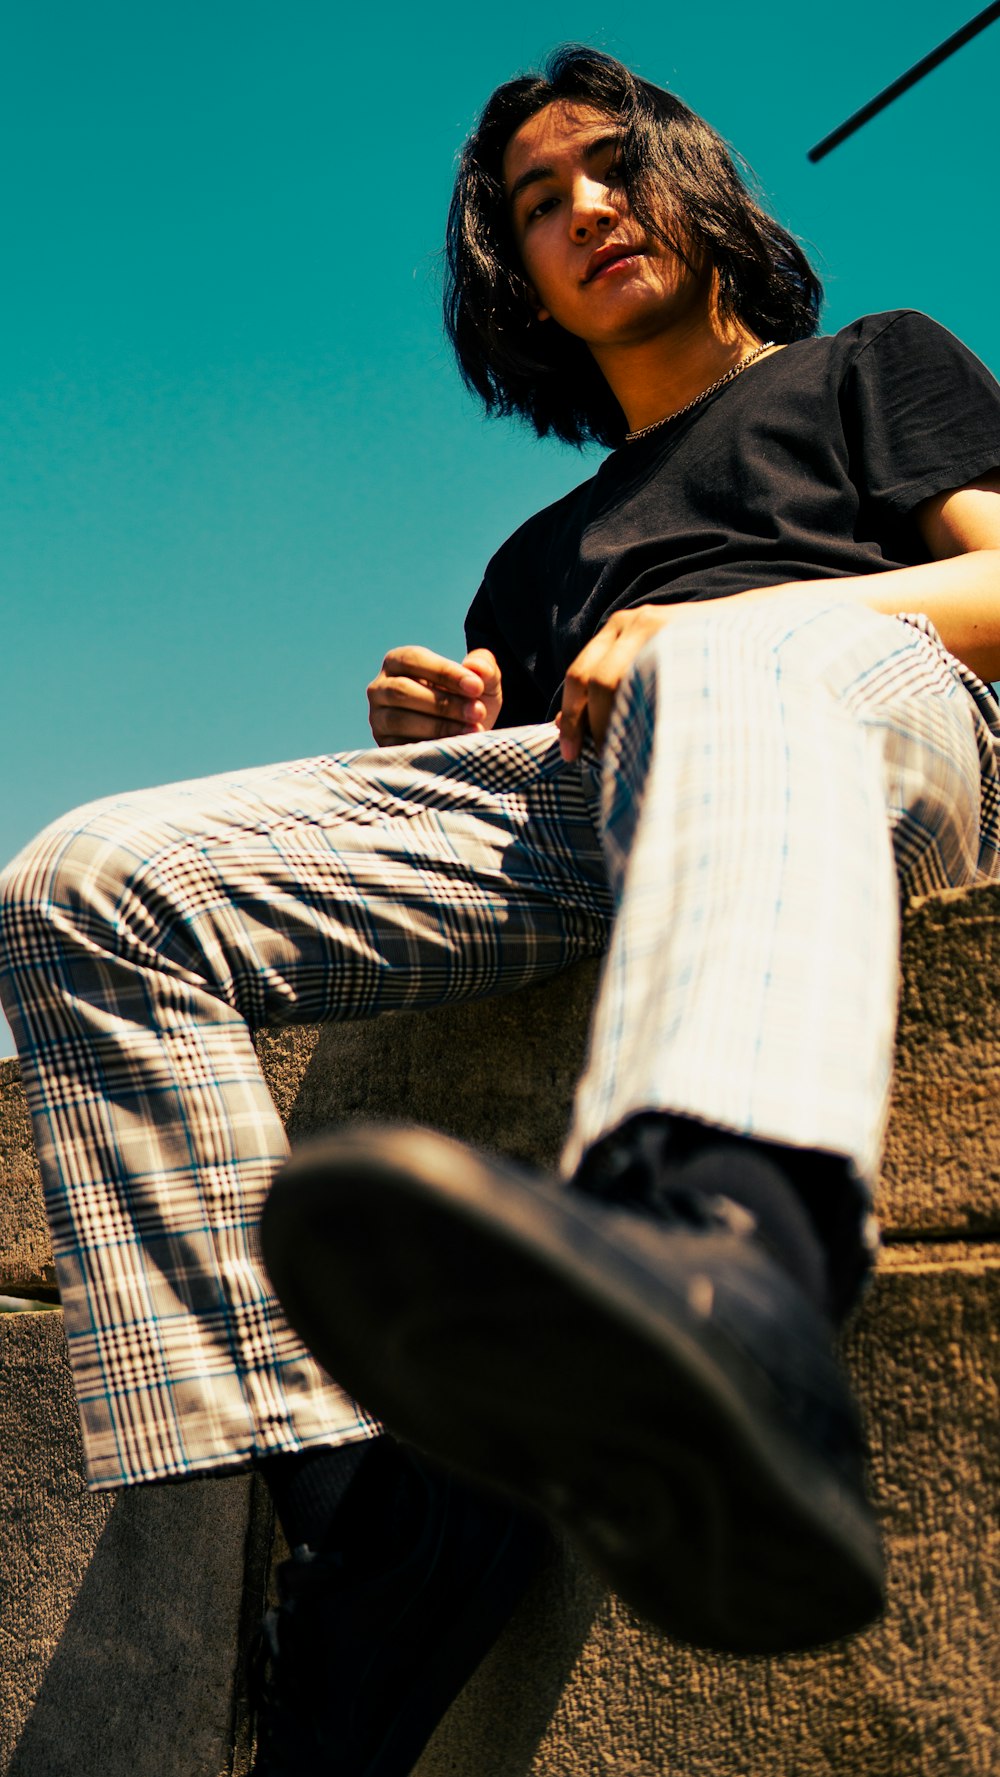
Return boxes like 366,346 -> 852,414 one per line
367,645 -> 502,747
558,605 -> 677,761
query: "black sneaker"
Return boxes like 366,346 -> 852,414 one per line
249,1438 -> 548,1775
262,1124 -> 885,1656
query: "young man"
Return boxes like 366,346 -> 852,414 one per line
4,43 -> 1000,1777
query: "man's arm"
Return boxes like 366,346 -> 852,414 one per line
367,645 -> 502,747
557,471 -> 1000,762
865,474 -> 1000,675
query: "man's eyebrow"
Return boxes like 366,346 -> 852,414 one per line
507,132 -> 622,208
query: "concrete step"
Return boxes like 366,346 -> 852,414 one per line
0,1309 -> 272,1777
415,1243 -> 999,1777
2,885 -> 999,1775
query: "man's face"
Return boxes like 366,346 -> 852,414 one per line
502,100 -> 710,353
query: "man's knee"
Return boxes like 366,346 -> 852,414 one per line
606,596 -> 871,780
640,593 -> 817,670
0,798 -> 162,961
615,602 -> 771,727
627,592 -> 894,711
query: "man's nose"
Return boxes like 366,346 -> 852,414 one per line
569,177 -> 620,241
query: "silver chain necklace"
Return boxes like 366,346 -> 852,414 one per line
624,341 -> 777,444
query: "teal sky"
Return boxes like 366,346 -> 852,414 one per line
2,2 -> 998,1056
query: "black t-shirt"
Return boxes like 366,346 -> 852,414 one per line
464,311 -> 1000,726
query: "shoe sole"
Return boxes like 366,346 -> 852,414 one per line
262,1125 -> 885,1655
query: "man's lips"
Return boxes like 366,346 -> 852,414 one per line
583,242 -> 646,283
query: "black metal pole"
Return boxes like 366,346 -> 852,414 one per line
808,2 -> 1000,161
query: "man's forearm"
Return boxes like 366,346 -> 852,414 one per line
743,550 -> 1000,682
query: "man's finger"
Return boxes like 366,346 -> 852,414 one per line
383,645 -> 485,697
559,636 -> 605,761
375,675 -> 484,724
462,647 -> 502,695
586,674 -> 618,750
558,681 -> 587,761
371,707 -> 479,746
586,629 -> 657,747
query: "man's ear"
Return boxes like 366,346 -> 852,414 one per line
523,280 -> 550,324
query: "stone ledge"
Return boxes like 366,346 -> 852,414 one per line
416,1250 -> 1000,1777
0,1310 -> 272,1777
885,885 -> 1000,1236
6,883 -> 1000,1292
2,1243 -> 994,1776
3,880 -> 1000,1776
0,1058 -> 53,1292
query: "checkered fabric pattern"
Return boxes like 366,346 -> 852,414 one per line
1,594 -> 998,1488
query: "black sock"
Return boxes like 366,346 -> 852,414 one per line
575,1113 -> 869,1322
256,1438 -> 377,1551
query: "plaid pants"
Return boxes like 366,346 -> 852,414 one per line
2,595 -> 998,1488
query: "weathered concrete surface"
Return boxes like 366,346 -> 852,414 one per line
258,880 -> 1000,1239
414,1246 -> 1000,1777
3,879 -> 1000,1775
254,904 -> 1000,1777
9,884 -> 1000,1289
0,1058 -> 54,1292
883,885 -> 1000,1236
0,1312 -> 270,1777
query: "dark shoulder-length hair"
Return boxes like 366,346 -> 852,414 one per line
445,45 -> 822,449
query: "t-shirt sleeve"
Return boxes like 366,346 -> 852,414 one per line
843,311 -> 1000,518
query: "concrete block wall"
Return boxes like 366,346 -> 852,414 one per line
2,885 -> 999,1775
